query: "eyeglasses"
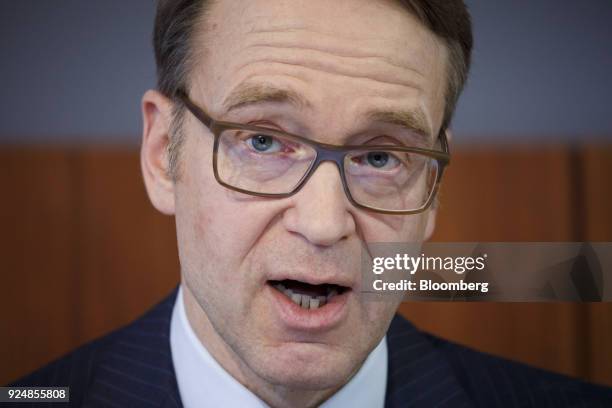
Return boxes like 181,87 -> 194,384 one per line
176,89 -> 450,215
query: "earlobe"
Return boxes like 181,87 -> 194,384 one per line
140,89 -> 176,215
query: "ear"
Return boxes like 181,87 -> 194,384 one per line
140,89 -> 176,215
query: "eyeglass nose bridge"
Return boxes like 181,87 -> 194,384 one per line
290,144 -> 357,207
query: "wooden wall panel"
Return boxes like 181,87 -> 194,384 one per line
583,145 -> 612,385
431,145 -> 574,241
582,145 -> 612,241
0,147 -> 179,385
71,148 -> 180,342
0,148 -> 78,384
588,304 -> 612,386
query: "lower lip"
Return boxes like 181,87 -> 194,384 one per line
267,284 -> 350,332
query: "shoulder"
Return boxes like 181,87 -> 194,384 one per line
10,289 -> 179,407
10,331 -> 116,406
387,314 -> 612,407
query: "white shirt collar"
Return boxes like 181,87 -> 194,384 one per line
170,286 -> 388,408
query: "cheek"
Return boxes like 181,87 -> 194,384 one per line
173,153 -> 237,293
354,210 -> 430,243
178,192 -> 244,291
175,157 -> 287,293
175,191 -> 256,329
364,297 -> 401,331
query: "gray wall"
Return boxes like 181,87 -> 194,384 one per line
1,0 -> 611,144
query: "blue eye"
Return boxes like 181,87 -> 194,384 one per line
367,152 -> 390,168
348,150 -> 403,174
249,134 -> 281,152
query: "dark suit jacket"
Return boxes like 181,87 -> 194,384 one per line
12,289 -> 612,407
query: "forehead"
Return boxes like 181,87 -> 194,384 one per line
206,0 -> 435,50
194,0 -> 447,134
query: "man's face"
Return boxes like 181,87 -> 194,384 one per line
170,0 -> 446,392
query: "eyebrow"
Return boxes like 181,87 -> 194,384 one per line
222,83 -> 310,113
221,83 -> 433,143
366,108 -> 432,142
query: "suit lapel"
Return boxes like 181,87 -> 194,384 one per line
385,315 -> 474,408
84,289 -> 183,407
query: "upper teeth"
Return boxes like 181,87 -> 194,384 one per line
275,283 -> 336,310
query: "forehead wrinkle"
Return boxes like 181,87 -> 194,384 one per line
233,33 -> 432,92
246,25 -> 424,59
243,2 -> 424,45
243,33 -> 430,82
247,43 -> 425,81
233,56 -> 425,92
241,9 -> 440,72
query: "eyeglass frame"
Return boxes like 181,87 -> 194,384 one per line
175,88 -> 451,215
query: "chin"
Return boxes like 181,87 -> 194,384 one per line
252,341 -> 359,391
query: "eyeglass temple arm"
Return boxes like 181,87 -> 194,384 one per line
175,89 -> 215,129
439,128 -> 450,156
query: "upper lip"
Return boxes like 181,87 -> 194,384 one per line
266,272 -> 356,290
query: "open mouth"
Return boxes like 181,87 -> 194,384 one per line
268,279 -> 349,310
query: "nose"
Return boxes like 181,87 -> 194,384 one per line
282,162 -> 356,247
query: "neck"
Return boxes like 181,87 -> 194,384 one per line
182,283 -> 343,408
